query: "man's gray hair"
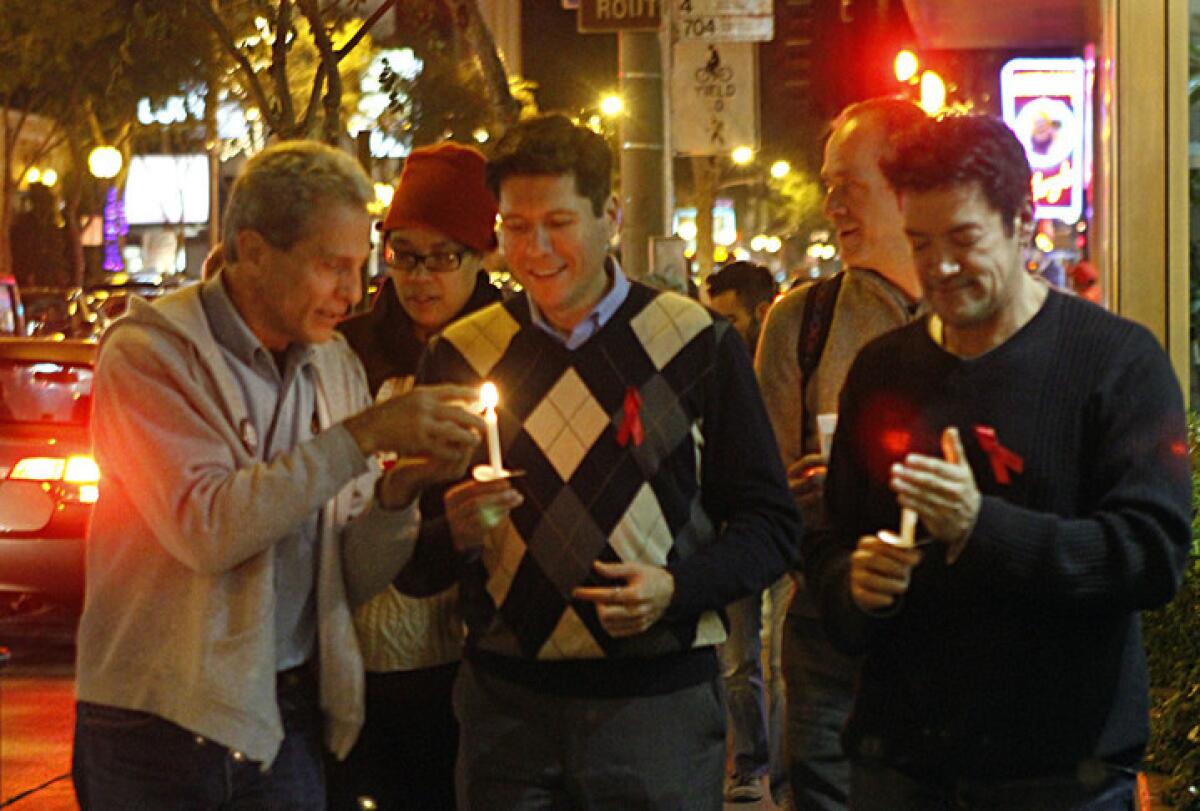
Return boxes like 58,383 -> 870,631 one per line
222,140 -> 374,262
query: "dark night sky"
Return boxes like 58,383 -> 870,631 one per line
520,2 -> 619,115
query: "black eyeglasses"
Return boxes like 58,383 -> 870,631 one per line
382,243 -> 467,274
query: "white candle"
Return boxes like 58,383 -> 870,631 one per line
899,507 -> 918,548
480,382 -> 503,474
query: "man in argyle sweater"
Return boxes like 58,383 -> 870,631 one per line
411,114 -> 800,809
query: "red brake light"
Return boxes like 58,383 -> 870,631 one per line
8,454 -> 100,503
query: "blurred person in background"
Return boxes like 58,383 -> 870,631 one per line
707,259 -> 794,805
329,142 -> 502,810
756,96 -> 927,809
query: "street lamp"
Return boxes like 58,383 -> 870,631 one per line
730,145 -> 754,166
769,160 -> 791,180
88,145 -> 125,272
599,94 -> 624,117
919,71 -> 947,115
88,146 -> 122,180
894,50 -> 919,83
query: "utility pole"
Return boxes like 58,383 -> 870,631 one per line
617,30 -> 667,281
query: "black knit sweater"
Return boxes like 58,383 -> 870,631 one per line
803,290 -> 1192,780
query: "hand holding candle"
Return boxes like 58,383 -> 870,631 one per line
883,426 -> 980,550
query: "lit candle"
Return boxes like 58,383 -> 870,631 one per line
480,382 -> 503,475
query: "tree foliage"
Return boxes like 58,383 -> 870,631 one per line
381,0 -> 523,148
0,0 -> 212,281
185,0 -> 390,142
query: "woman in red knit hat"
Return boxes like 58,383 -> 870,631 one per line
331,141 -> 502,810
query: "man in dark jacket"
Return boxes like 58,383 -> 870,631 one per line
330,142 -> 501,811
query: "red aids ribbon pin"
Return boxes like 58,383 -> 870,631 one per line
616,386 -> 645,448
973,425 -> 1023,485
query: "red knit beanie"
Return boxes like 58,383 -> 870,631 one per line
380,142 -> 498,253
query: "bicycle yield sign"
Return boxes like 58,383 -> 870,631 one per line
671,40 -> 758,155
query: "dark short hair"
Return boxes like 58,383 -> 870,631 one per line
881,114 -> 1032,236
824,96 -> 928,151
486,113 -> 613,216
706,261 -> 777,311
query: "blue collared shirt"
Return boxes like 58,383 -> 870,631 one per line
201,275 -> 319,672
527,257 -> 630,350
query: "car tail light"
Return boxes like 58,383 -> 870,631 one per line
9,454 -> 100,504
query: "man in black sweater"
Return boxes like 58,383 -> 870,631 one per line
803,114 -> 1192,809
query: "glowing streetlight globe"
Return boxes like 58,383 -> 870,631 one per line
41,169 -> 58,186
894,50 -> 919,83
730,146 -> 754,165
919,71 -> 946,115
599,95 -> 624,117
769,160 -> 791,179
88,146 -> 123,179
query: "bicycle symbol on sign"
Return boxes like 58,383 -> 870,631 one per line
694,45 -> 733,83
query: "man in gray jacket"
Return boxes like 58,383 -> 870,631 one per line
756,97 -> 926,809
72,140 -> 484,809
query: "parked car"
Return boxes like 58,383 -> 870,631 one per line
22,286 -> 105,340
0,338 -> 97,612
0,274 -> 25,337
85,276 -> 191,325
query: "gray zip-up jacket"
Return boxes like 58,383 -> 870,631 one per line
75,278 -> 419,765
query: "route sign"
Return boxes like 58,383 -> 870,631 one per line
578,0 -> 663,32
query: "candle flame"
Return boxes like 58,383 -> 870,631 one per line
480,382 -> 499,411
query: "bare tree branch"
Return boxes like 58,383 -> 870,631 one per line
334,0 -> 394,63
185,0 -> 281,134
271,0 -> 296,130
297,0 -> 342,143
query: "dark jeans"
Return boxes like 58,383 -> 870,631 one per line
782,613 -> 859,810
73,664 -> 324,810
453,658 -> 727,810
850,760 -> 1137,811
326,662 -> 459,811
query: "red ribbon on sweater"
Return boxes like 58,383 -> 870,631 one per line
616,386 -> 645,448
973,425 -> 1023,485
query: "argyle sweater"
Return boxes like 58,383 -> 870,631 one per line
417,281 -> 800,696
803,290 -> 1192,779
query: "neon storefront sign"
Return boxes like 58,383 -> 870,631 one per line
1000,57 -> 1087,224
